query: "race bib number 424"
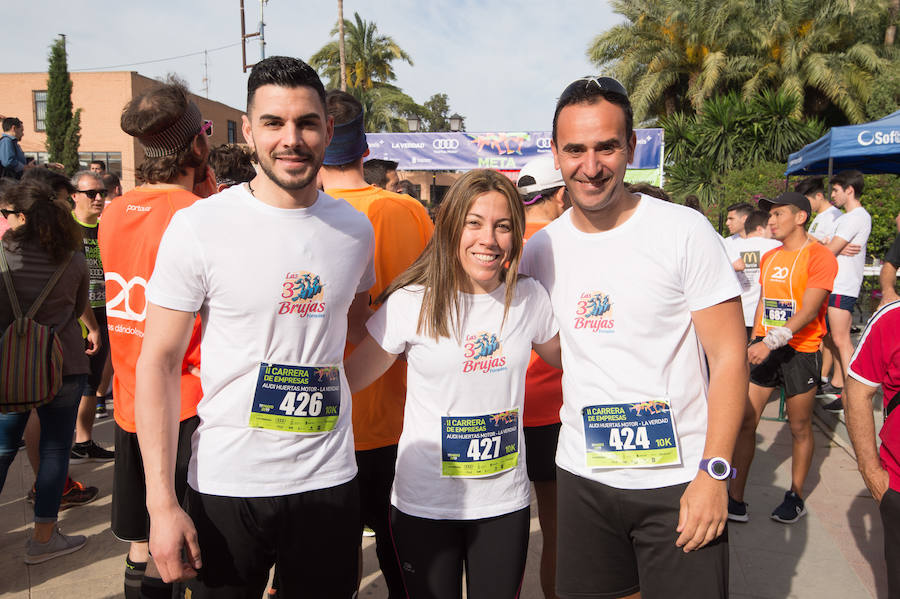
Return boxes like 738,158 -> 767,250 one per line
249,363 -> 341,434
582,400 -> 681,468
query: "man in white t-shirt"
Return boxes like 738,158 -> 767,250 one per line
821,169 -> 872,413
796,176 -> 843,242
133,57 -> 375,598
726,210 -> 782,338
724,201 -> 753,242
520,76 -> 747,599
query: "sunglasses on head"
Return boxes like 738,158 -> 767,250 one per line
201,119 -> 213,137
1,209 -> 21,218
560,76 -> 629,102
78,189 -> 108,200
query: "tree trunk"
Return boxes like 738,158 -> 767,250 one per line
338,0 -> 347,91
886,0 -> 898,46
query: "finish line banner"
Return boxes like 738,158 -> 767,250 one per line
365,129 -> 663,172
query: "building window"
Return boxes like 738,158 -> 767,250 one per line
227,120 -> 237,144
33,91 -> 47,131
78,152 -> 123,177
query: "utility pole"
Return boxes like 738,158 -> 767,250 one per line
240,0 -> 267,72
202,50 -> 209,98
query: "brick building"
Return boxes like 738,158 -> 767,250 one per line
0,71 -> 245,190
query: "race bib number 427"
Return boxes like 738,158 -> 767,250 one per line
441,409 -> 519,477
249,363 -> 341,433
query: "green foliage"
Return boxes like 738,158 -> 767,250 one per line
865,56 -> 900,120
861,174 -> 900,259
61,108 -> 81,175
45,36 -> 73,164
416,93 -> 466,132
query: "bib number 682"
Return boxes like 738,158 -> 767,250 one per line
609,426 -> 650,451
279,391 -> 323,417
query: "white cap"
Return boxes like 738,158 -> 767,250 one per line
517,154 -> 563,199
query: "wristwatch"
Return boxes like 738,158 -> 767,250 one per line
699,457 -> 736,480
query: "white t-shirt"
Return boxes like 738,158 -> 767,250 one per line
832,206 -> 872,297
147,185 -> 375,497
367,278 -> 557,520
808,205 -> 842,242
520,195 -> 742,490
725,236 -> 782,326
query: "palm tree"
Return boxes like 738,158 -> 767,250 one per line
309,12 -> 413,91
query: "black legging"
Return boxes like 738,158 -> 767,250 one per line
389,505 -> 530,599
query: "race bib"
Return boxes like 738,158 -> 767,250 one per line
582,400 -> 681,468
762,298 -> 795,327
248,362 -> 341,433
441,409 -> 519,477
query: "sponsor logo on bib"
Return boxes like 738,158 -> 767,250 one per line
574,291 -> 615,333
278,271 -> 326,317
462,332 -> 507,373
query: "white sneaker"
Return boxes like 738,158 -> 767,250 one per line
25,526 -> 87,564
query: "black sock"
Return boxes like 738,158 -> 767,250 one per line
140,575 -> 174,599
124,557 -> 147,599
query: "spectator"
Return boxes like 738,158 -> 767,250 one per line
0,117 -> 26,179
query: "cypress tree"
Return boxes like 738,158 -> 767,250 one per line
62,108 -> 82,175
45,36 -> 74,168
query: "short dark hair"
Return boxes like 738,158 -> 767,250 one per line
552,76 -> 633,143
247,56 -> 326,114
726,202 -> 753,217
89,160 -> 106,171
101,171 -> 121,191
744,210 -> 770,234
794,176 -> 824,198
121,79 -> 205,184
394,179 -> 420,201
2,180 -> 81,262
2,117 -> 22,132
831,169 -> 865,198
21,166 -> 76,196
364,159 -> 398,188
325,90 -> 362,125
208,144 -> 256,186
625,182 -> 670,201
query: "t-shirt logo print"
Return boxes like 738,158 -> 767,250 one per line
574,291 -> 615,333
278,271 -> 327,317
462,332 -> 507,374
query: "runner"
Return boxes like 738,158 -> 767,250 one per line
136,56 -> 375,598
796,176 -> 842,243
98,79 -> 207,599
729,192 -> 837,524
843,300 -> 900,598
346,169 -> 560,599
520,76 -> 747,599
517,152 -> 568,599
727,209 -> 782,339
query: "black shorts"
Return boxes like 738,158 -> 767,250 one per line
390,505 -> 530,599
182,478 -> 360,599
556,468 -> 728,599
748,339 -> 820,397
881,488 -> 900,599
111,416 -> 198,542
356,444 -> 403,597
84,307 -> 110,395
524,422 -> 561,482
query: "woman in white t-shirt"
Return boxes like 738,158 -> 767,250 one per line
346,169 -> 559,599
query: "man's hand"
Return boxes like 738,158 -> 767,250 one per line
148,504 -> 202,583
747,341 -> 771,365
860,466 -> 891,503
840,243 -> 861,257
84,328 -> 101,356
676,474 -> 728,552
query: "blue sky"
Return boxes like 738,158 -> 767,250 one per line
5,1 -> 621,131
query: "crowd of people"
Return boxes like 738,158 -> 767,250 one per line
0,56 -> 899,599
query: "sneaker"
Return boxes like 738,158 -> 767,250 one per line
58,479 -> 99,511
362,526 -> 376,537
727,496 -> 749,522
95,400 -> 108,419
816,382 -> 842,398
70,440 -> 114,463
24,526 -> 86,564
823,396 -> 844,414
771,490 -> 807,523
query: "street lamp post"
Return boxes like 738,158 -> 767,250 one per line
406,116 -> 421,132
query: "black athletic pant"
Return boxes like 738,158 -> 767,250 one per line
357,444 -> 405,598
389,505 -> 530,599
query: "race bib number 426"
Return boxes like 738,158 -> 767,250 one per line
249,363 -> 341,433
441,409 -> 519,477
582,400 -> 681,468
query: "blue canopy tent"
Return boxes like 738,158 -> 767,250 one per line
785,110 -> 900,178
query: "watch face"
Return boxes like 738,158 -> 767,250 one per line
710,460 -> 728,477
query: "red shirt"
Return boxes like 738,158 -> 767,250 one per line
849,301 -> 900,490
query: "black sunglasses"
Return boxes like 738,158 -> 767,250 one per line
560,76 -> 629,101
77,189 -> 109,200
1,209 -> 21,218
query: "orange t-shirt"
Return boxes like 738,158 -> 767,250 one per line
753,240 -> 837,353
523,220 -> 563,427
326,186 -> 433,451
98,187 -> 204,433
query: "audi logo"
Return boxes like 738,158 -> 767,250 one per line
432,139 -> 459,150
535,138 -> 552,149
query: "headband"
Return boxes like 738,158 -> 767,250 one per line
323,112 -> 368,166
138,102 -> 202,158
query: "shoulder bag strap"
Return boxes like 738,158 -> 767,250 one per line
25,251 -> 75,320
0,243 -> 23,319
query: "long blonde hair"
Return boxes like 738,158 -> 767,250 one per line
379,169 -> 526,340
